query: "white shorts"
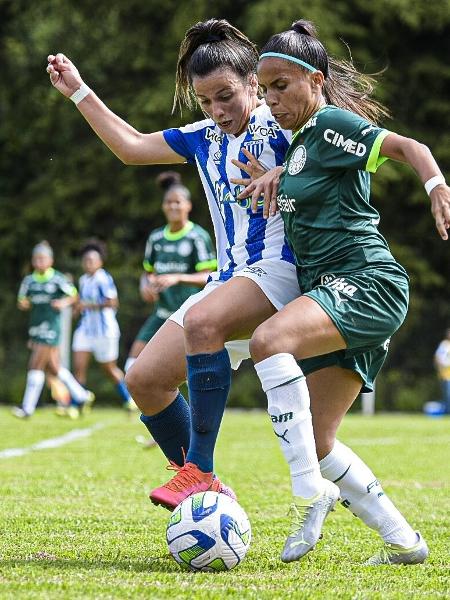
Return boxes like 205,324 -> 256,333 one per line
72,328 -> 120,363
169,259 -> 300,369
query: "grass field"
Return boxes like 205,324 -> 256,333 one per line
0,407 -> 448,599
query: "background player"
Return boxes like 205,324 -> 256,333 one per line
13,241 -> 94,418
124,172 -> 216,374
72,239 -> 135,412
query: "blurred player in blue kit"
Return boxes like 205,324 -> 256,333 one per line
72,239 -> 135,412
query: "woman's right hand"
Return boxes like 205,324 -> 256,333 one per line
46,53 -> 84,98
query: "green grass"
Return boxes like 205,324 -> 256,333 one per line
0,407 -> 448,599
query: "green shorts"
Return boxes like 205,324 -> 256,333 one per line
28,321 -> 60,346
298,264 -> 409,392
135,314 -> 167,343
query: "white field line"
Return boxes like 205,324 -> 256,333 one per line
0,422 -> 106,459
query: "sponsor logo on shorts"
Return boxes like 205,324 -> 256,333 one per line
323,129 -> 367,156
321,275 -> 359,297
277,194 -> 296,212
242,266 -> 267,277
287,145 -> 307,175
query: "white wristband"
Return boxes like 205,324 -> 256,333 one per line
70,83 -> 91,105
424,175 -> 446,196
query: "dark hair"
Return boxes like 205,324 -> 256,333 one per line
156,171 -> 191,201
80,238 -> 107,260
261,20 -> 390,124
173,18 -> 259,112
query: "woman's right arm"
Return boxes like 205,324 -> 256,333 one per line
47,53 -> 185,166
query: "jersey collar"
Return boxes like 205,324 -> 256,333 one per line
32,267 -> 55,283
163,221 -> 194,241
292,104 -> 329,143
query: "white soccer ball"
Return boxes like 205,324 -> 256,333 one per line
166,491 -> 251,571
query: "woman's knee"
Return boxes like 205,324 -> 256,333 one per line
249,322 -> 276,362
183,305 -> 220,346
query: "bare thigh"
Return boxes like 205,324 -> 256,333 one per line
28,344 -> 54,370
72,351 -> 91,384
124,319 -> 187,415
250,295 -> 346,363
184,277 -> 277,354
307,365 -> 362,460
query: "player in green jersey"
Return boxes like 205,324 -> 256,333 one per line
13,241 -> 95,419
124,172 -> 216,376
237,20 -> 449,565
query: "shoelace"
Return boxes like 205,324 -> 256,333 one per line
371,543 -> 402,565
287,503 -> 312,537
163,461 -> 207,492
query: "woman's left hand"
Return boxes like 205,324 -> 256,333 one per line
430,184 -> 450,240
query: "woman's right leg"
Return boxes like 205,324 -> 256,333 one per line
15,344 -> 52,416
72,351 -> 91,386
125,319 -> 190,466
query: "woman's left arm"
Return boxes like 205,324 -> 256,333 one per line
381,133 -> 450,240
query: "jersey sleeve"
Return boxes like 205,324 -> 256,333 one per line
17,276 -> 30,300
316,108 -> 390,173
57,273 -> 78,297
192,227 -> 217,271
143,233 -> 156,272
100,272 -> 118,300
163,119 -> 211,165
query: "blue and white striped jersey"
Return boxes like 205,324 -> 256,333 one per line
76,268 -> 120,337
163,103 -> 294,281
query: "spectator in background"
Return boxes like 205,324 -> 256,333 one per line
124,172 -> 216,374
13,241 -> 94,418
434,328 -> 450,414
72,239 -> 135,413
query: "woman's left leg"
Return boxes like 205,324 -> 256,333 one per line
308,365 -> 419,551
99,360 -> 133,407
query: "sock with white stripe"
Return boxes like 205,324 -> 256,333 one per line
57,367 -> 89,402
255,353 -> 324,499
320,440 -> 417,547
22,369 -> 45,415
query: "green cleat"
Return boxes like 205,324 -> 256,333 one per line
365,532 -> 429,565
281,479 -> 340,563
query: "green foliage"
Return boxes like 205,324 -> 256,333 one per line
0,0 -> 449,408
0,409 -> 449,598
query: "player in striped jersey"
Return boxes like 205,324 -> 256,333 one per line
72,240 -> 134,411
47,19 -> 300,507
13,241 -> 94,418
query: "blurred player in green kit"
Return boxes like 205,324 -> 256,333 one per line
13,241 -> 94,418
124,172 -> 216,374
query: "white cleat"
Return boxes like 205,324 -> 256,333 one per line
11,407 -> 31,419
281,479 -> 340,563
365,532 -> 429,565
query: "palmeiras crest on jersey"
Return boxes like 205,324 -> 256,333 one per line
288,145 -> 307,175
243,139 -> 264,160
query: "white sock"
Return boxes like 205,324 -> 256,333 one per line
124,357 -> 136,373
255,353 -> 324,499
22,369 -> 45,415
57,367 -> 89,402
320,440 -> 417,547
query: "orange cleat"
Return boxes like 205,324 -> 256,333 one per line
150,461 -> 236,511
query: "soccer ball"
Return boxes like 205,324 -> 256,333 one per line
166,491 -> 251,572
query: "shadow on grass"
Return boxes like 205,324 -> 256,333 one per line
0,554 -> 181,574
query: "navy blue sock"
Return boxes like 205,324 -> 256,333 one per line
186,348 -> 231,473
140,393 -> 190,466
116,380 -> 132,403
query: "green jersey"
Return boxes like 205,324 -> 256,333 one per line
143,221 -> 216,318
18,267 -> 77,345
278,105 -> 403,279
